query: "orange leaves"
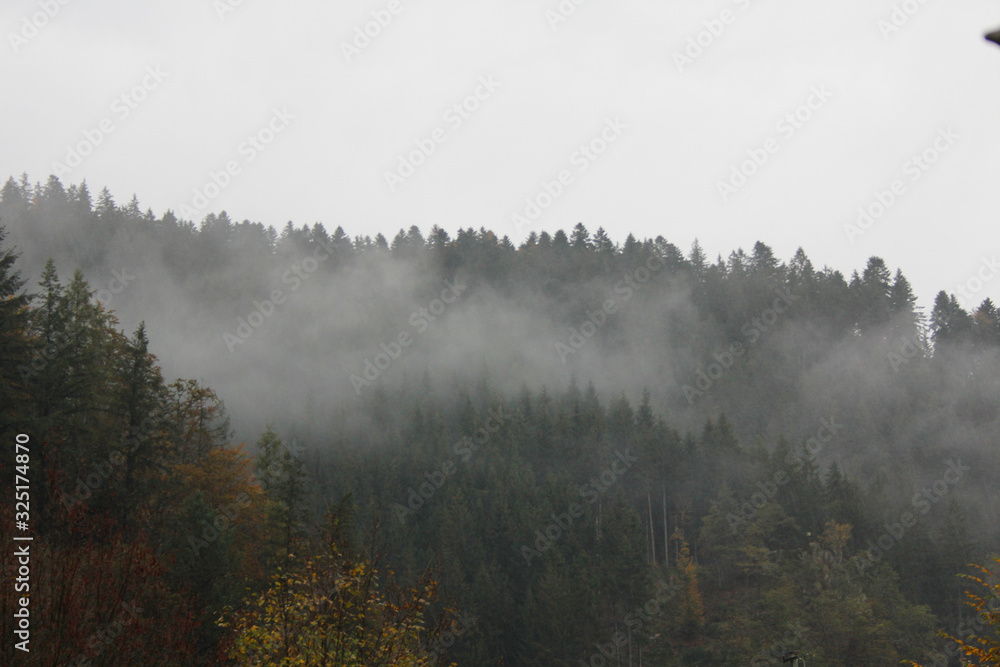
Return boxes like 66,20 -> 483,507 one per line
907,558 -> 1000,667
943,559 -> 1000,665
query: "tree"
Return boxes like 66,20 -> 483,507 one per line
71,179 -> 93,215
27,259 -> 67,420
124,194 -> 143,220
113,323 -> 167,525
973,299 -> 1000,346
698,486 -> 744,589
855,256 -> 893,332
671,524 -> 705,641
254,426 -> 309,559
931,290 -> 973,348
165,378 -> 231,464
95,186 -> 118,220
157,441 -> 270,654
221,511 -> 455,666
1,177 -> 26,208
0,501 -> 200,665
907,558 -> 1000,666
689,239 -> 706,276
593,226 -> 615,255
23,265 -> 114,527
0,226 -> 30,434
570,222 -> 590,252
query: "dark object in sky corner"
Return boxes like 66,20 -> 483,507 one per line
987,28 -> 1000,47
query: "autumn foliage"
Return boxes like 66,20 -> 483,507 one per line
220,513 -> 457,666
908,557 -> 1000,667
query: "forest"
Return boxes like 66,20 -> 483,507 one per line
2,174 -> 1000,665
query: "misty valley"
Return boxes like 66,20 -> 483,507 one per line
1,174 -> 999,665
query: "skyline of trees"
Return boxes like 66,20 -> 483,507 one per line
2,174 -> 1000,664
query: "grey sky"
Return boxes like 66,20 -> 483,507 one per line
2,0 -> 999,312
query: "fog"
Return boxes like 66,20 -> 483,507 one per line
7,210 -> 999,540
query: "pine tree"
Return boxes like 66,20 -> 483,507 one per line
570,222 -> 590,251
931,290 -> 973,349
689,239 -> 707,277
0,226 -> 30,443
72,179 -> 93,215
254,426 -> 309,559
95,187 -> 118,220
113,323 -> 167,525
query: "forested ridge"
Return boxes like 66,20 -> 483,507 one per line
2,174 -> 1000,665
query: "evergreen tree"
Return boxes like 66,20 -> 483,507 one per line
254,426 -> 309,559
0,226 -> 30,443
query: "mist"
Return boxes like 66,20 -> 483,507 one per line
4,1 -> 1000,663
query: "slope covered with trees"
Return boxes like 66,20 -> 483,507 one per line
0,222 -> 454,665
2,174 -> 1000,665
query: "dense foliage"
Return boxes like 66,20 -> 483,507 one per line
2,174 -> 1000,665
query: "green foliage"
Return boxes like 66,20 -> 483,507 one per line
4,176 -> 1000,664
253,426 -> 310,560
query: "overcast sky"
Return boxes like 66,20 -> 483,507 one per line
2,0 -> 999,312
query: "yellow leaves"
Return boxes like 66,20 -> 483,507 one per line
819,521 -> 852,557
220,539 -> 445,667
